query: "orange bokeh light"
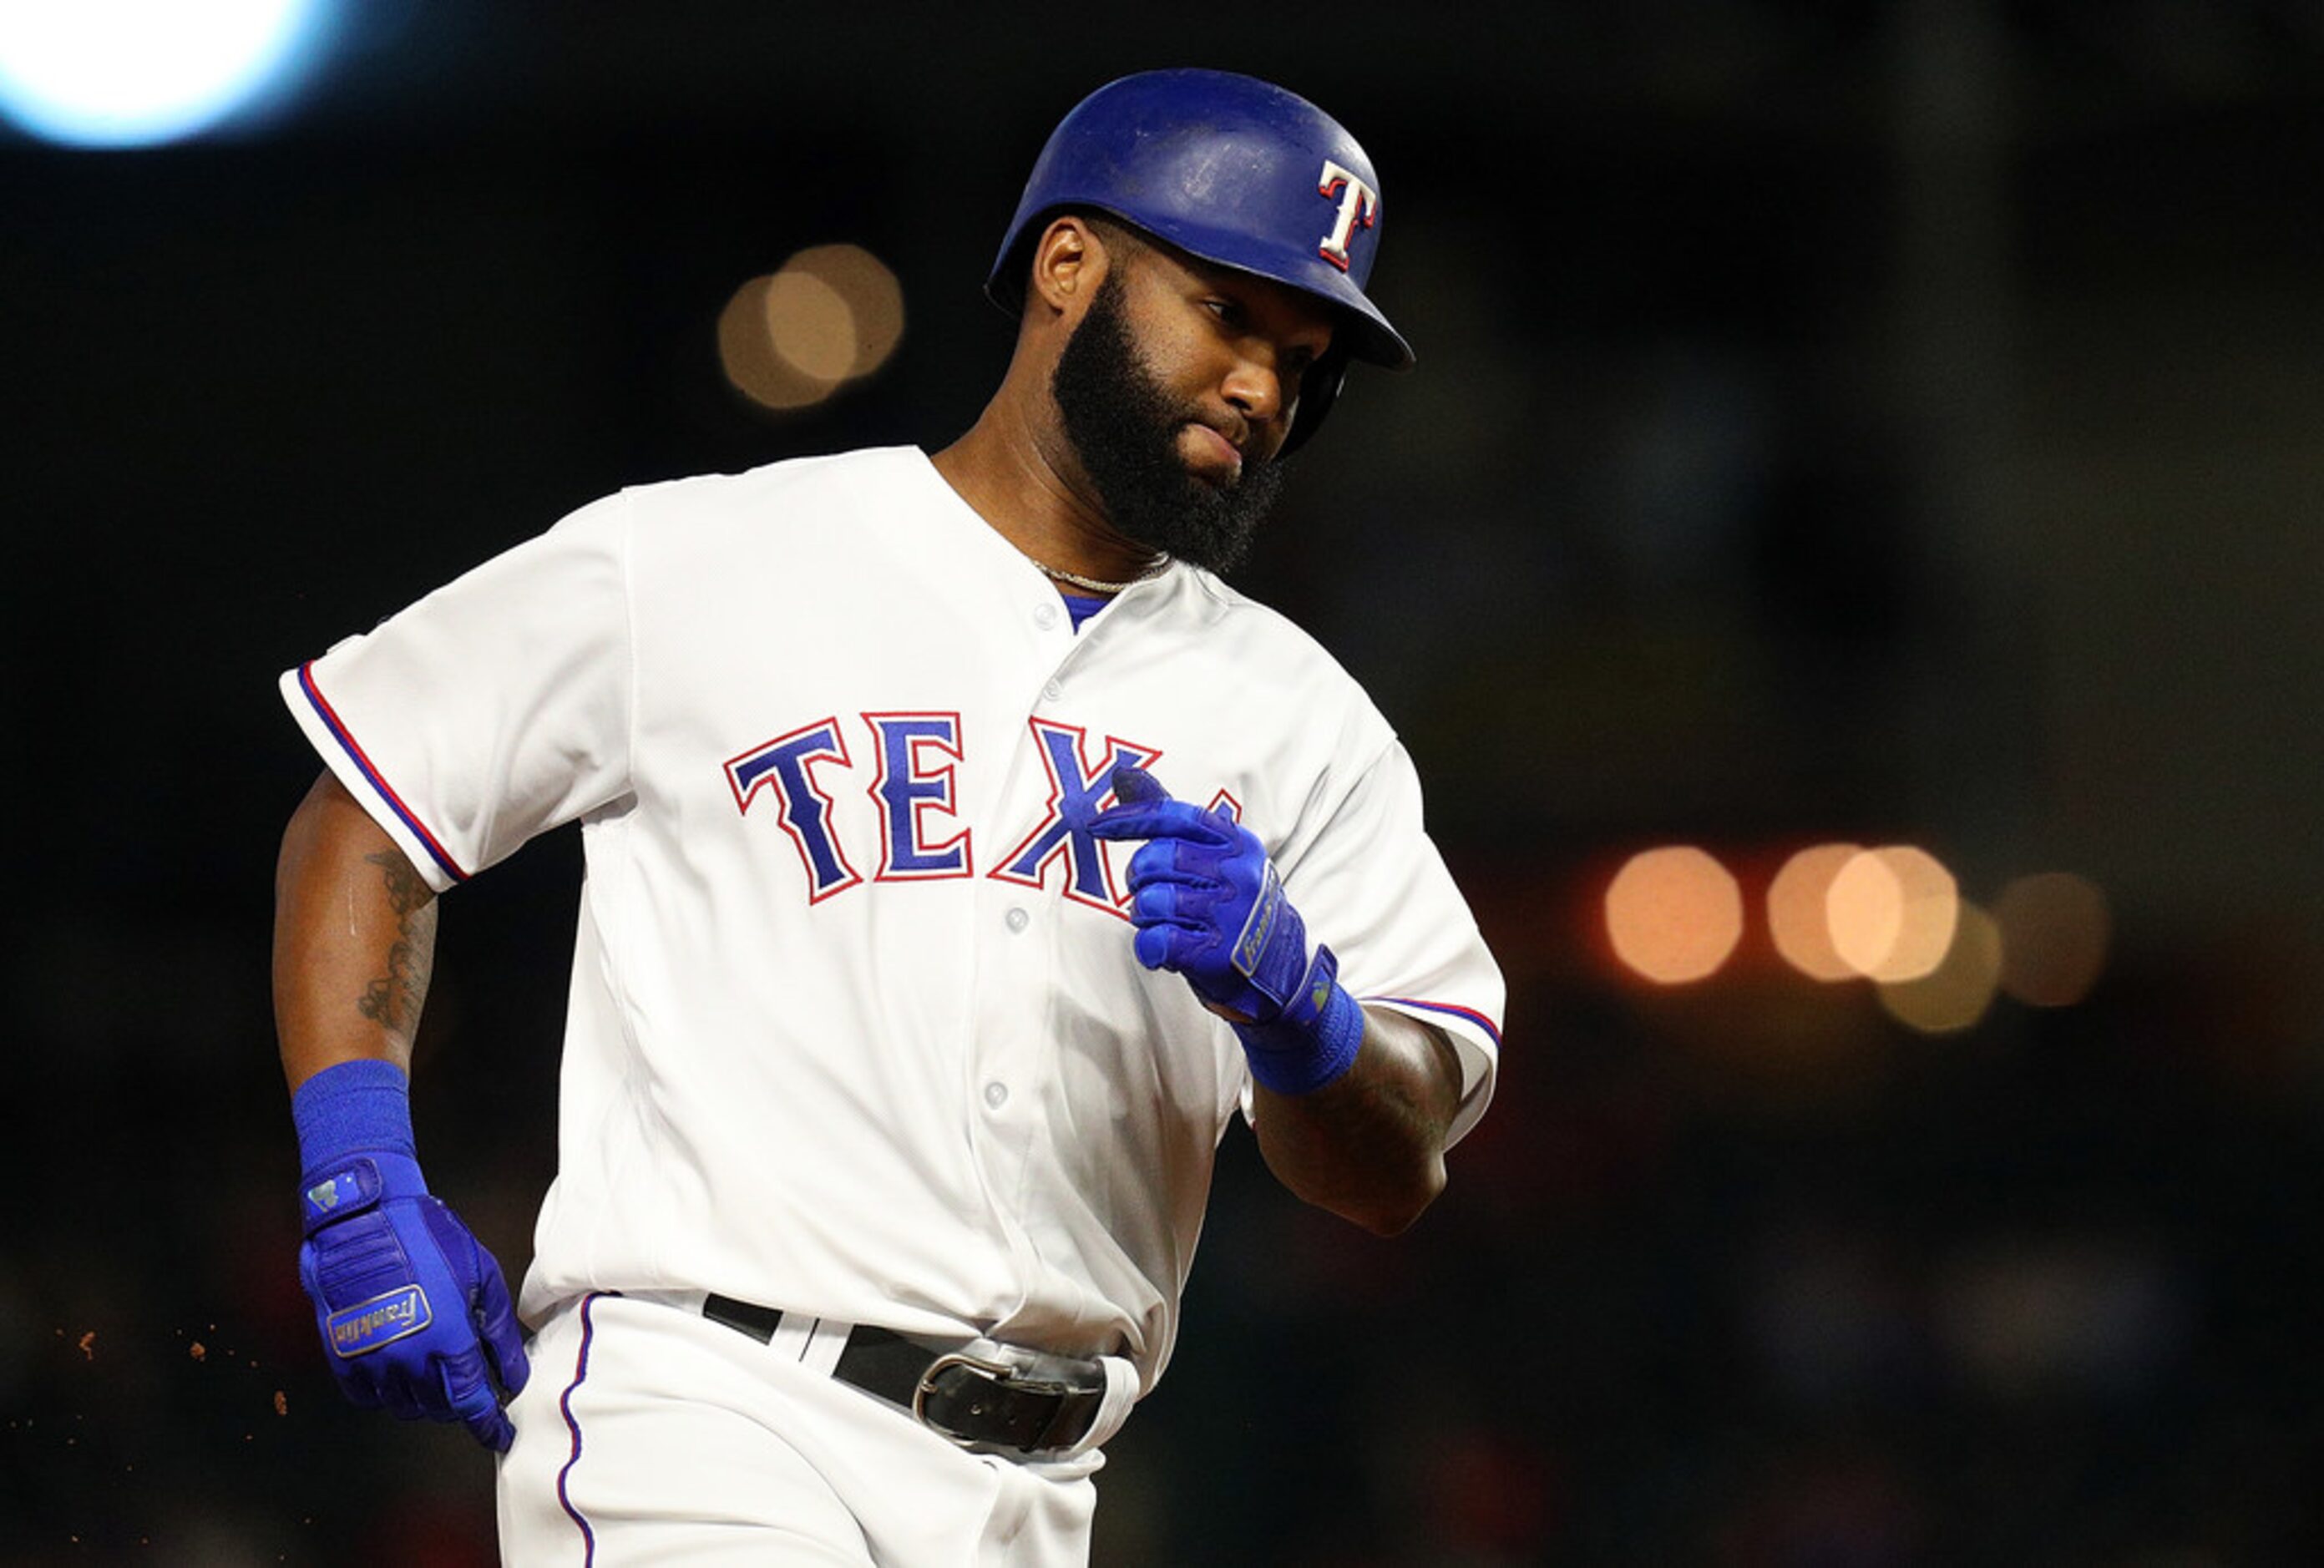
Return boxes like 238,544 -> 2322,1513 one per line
1767,843 -> 1864,982
1826,846 -> 1959,982
717,243 -> 906,412
1605,846 -> 1744,984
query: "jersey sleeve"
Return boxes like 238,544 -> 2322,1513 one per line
277,490 -> 635,892
1276,739 -> 1505,1147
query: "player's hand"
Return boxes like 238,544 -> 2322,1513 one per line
297,1151 -> 529,1451
1086,765 -> 1334,1027
1088,766 -> 1363,1093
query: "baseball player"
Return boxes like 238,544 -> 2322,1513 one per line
271,68 -> 1503,1564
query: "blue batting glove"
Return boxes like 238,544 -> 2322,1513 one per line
1087,766 -> 1365,1094
292,1060 -> 529,1452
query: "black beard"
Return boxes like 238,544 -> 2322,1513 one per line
1050,271 -> 1289,575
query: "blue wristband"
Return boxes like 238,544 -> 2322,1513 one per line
291,1058 -> 418,1173
1233,979 -> 1365,1097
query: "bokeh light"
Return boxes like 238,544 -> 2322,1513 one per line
0,0 -> 337,148
1993,872 -> 2111,1007
1827,846 -> 1960,982
1604,846 -> 1744,984
719,243 -> 904,413
765,266 -> 858,383
1878,901 -> 2003,1033
1767,842 -> 1865,981
783,242 -> 905,377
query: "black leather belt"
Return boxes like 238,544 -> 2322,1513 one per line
701,1293 -> 1107,1455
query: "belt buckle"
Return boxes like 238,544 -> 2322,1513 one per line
911,1348 -> 1016,1447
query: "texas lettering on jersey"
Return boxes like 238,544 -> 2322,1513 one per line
724,714 -> 1239,911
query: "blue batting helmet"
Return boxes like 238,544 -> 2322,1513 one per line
986,68 -> 1413,453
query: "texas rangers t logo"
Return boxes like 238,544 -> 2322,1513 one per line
1317,159 -> 1378,273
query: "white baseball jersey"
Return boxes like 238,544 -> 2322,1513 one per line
280,444 -> 1503,1393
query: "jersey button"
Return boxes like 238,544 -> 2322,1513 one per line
1033,602 -> 1059,630
983,1080 -> 1010,1109
1005,907 -> 1030,933
1041,679 -> 1064,702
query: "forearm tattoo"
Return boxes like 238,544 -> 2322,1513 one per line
357,850 -> 437,1039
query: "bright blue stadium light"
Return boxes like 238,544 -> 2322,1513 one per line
0,0 -> 340,149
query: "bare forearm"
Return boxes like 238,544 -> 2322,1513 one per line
1250,1007 -> 1463,1236
272,770 -> 439,1092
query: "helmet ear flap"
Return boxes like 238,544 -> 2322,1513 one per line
1279,348 -> 1349,458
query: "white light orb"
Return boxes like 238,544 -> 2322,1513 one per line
0,0 -> 336,148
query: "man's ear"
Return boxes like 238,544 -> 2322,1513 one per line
1029,215 -> 1109,318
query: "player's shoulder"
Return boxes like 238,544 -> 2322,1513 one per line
1167,568 -> 1395,744
615,444 -> 925,522
1175,569 -> 1358,679
556,446 -> 937,578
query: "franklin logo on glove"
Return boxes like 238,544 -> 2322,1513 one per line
328,1285 -> 433,1356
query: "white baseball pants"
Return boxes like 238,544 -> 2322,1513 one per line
497,1292 -> 1106,1565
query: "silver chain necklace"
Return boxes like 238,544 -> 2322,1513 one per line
1020,550 -> 1170,594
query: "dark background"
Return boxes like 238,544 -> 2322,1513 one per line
6,2 -> 2322,1562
